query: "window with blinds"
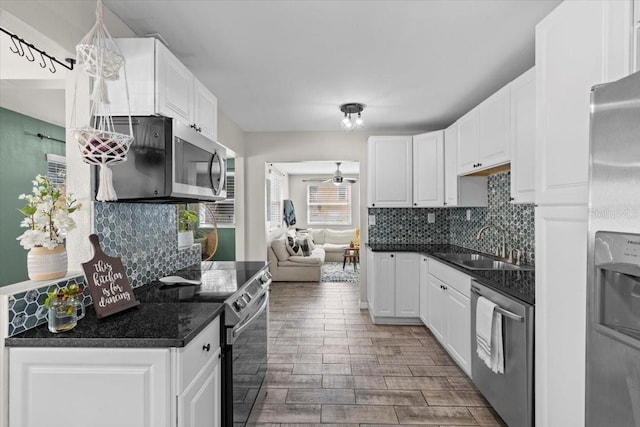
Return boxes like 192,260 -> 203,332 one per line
267,168 -> 283,230
46,153 -> 66,188
200,172 -> 235,227
307,184 -> 352,225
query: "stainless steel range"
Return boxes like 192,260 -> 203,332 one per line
171,261 -> 271,426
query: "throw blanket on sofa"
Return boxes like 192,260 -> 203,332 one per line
283,199 -> 296,226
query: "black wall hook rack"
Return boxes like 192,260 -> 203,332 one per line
1,26 -> 75,73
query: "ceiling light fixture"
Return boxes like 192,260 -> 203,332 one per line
339,103 -> 365,130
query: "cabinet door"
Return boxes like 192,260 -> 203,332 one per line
373,252 -> 396,317
477,84 -> 511,170
444,286 -> 472,377
535,206 -> 588,426
419,257 -> 429,326
510,67 -> 536,204
427,275 -> 445,343
394,252 -> 420,317
9,347 -> 171,427
413,131 -> 444,207
444,123 -> 459,207
457,110 -> 479,175
366,247 -> 376,312
178,349 -> 221,427
367,136 -> 413,207
156,41 -> 193,125
535,0 -> 632,205
194,79 -> 218,141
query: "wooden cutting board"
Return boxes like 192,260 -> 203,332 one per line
82,234 -> 140,319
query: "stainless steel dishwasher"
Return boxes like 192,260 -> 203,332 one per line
470,280 -> 534,427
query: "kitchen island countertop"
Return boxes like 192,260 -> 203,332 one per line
367,243 -> 535,305
5,283 -> 224,348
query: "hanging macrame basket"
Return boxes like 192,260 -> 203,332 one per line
70,0 -> 133,201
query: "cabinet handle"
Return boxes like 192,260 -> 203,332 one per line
414,203 -> 417,206
203,343 -> 211,352
390,254 -> 394,258
478,163 -> 482,167
509,197 -> 515,201
443,202 -> 447,206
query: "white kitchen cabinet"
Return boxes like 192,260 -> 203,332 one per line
426,273 -> 446,342
9,317 -> 221,427
419,256 -> 429,326
457,84 -> 511,175
426,258 -> 472,376
109,38 -> 218,141
477,84 -> 511,170
509,67 -> 536,204
535,0 -> 633,205
535,206 -> 588,427
368,251 -> 420,323
367,136 -> 413,207
412,131 -> 444,207
456,109 -> 479,174
9,347 -> 172,427
444,122 -> 488,207
177,349 -> 221,427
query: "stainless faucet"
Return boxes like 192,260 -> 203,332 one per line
476,224 -> 507,259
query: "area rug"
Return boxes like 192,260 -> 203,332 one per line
320,262 -> 360,283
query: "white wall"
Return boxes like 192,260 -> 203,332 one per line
287,174 -> 360,230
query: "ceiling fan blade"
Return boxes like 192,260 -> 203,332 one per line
302,177 -> 328,182
344,178 -> 358,183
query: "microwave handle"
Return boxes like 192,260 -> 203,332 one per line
209,151 -> 225,196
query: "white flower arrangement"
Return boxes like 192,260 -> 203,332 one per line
17,175 -> 81,250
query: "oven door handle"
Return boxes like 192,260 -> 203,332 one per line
229,292 -> 269,344
471,286 -> 523,322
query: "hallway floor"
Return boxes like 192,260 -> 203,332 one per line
248,281 -> 506,426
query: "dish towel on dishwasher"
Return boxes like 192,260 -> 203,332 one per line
476,296 -> 504,374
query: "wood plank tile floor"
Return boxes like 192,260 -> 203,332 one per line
247,281 -> 507,426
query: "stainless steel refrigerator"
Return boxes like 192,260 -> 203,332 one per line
586,70 -> 640,426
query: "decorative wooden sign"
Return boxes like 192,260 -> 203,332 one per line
82,234 -> 140,319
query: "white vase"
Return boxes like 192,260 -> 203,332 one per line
178,231 -> 194,248
27,245 -> 68,281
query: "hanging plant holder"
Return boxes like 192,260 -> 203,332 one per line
70,0 -> 133,201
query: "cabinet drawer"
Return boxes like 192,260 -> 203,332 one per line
175,316 -> 220,394
427,259 -> 471,298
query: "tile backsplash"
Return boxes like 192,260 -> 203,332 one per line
368,172 -> 535,263
94,203 -> 201,288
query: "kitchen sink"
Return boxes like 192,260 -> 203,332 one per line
434,253 -> 534,271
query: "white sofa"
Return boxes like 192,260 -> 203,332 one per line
267,228 -> 358,282
309,228 -> 357,262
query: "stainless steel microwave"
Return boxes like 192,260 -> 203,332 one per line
96,116 -> 227,202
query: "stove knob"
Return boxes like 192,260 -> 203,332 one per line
244,293 -> 252,302
234,299 -> 245,310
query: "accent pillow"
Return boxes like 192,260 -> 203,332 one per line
297,237 -> 311,256
286,235 -> 302,256
271,238 -> 290,261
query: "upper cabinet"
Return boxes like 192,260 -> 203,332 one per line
535,0 -> 634,205
510,67 -> 536,204
413,131 -> 444,207
457,84 -> 511,175
444,122 -> 488,207
367,136 -> 413,207
109,38 -> 218,141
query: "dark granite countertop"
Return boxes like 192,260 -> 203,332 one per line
367,243 -> 535,305
5,282 -> 224,348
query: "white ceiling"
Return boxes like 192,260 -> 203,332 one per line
1,0 -> 562,132
103,0 -> 561,132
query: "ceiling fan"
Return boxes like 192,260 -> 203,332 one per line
302,162 -> 358,185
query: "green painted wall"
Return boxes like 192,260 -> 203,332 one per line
0,108 -> 66,286
211,228 -> 236,261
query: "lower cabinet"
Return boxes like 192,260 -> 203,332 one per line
425,258 -> 472,377
367,251 -> 421,323
9,317 -> 221,427
419,256 -> 429,325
